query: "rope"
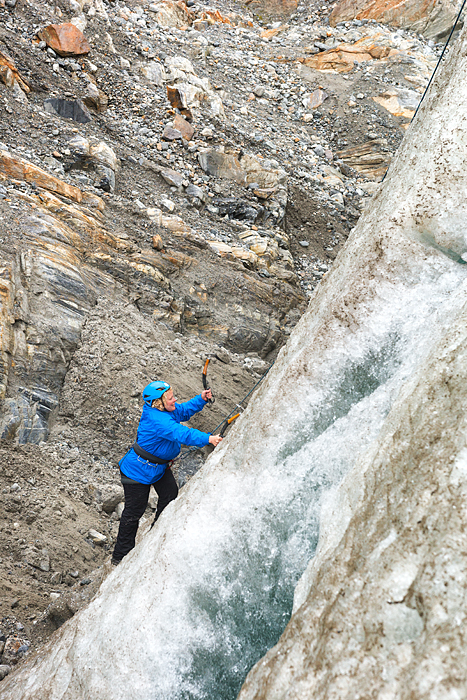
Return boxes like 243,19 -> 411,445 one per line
411,0 -> 466,122
178,360 -> 276,461
382,1 -> 466,181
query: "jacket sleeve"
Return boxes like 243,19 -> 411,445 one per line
157,413 -> 210,448
173,394 -> 207,423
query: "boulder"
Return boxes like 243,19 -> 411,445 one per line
336,139 -> 392,181
148,0 -> 194,28
329,0 -> 463,41
173,114 -> 195,141
372,88 -> 421,119
44,98 -> 92,124
140,62 -> 166,86
83,83 -> 108,112
160,168 -> 185,188
303,39 -> 392,73
0,51 -> 30,93
2,638 -> 29,666
101,485 -> 124,513
302,88 -> 329,110
0,666 -> 11,681
0,148 -> 84,202
240,154 -> 287,189
88,529 -> 107,545
198,150 -> 245,184
89,142 -> 119,171
37,23 -> 91,57
162,126 -> 183,141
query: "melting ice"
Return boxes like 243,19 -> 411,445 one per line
5,248 -> 467,700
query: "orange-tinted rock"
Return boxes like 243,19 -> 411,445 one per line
303,88 -> 329,110
150,1 -> 194,28
166,86 -> 193,121
369,45 -> 391,59
173,114 -> 195,141
305,45 -> 371,73
0,65 -> 14,88
0,50 -> 30,93
329,0 -> 460,40
372,88 -> 420,119
336,138 -> 392,181
152,234 -> 164,251
304,40 -> 393,73
198,9 -> 232,24
37,23 -> 91,57
0,150 -> 84,202
260,25 -> 288,39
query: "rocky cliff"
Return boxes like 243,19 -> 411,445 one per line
0,0 -> 465,691
330,0 -> 465,41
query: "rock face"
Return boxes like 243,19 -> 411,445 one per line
336,138 -> 392,180
2,18 -> 467,700
303,38 -> 393,73
329,0 -> 463,41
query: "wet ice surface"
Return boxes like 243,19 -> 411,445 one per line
160,270 -> 467,700
99,269 -> 467,700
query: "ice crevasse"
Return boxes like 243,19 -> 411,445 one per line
4,22 -> 467,700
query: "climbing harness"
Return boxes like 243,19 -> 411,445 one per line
132,441 -> 173,466
382,1 -> 466,182
202,358 -> 215,405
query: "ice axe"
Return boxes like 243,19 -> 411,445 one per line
219,413 -> 240,437
202,358 -> 215,406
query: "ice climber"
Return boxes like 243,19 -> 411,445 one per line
111,381 -> 222,565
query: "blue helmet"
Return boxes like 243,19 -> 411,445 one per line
142,381 -> 171,406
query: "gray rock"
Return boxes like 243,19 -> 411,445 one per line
160,168 -> 185,188
141,62 -> 166,86
24,547 -> 50,572
162,126 -> 183,142
198,150 -> 246,185
186,184 -> 207,202
43,98 -> 92,124
214,346 -> 231,364
88,529 -> 107,546
101,485 -> 124,513
0,665 -> 12,681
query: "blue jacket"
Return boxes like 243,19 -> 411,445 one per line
119,394 -> 211,484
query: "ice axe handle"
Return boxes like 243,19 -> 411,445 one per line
219,413 -> 240,437
202,358 -> 214,405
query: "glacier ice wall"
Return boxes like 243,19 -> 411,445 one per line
237,21 -> 467,700
3,23 -> 467,700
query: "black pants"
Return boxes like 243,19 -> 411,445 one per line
112,468 -> 179,563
